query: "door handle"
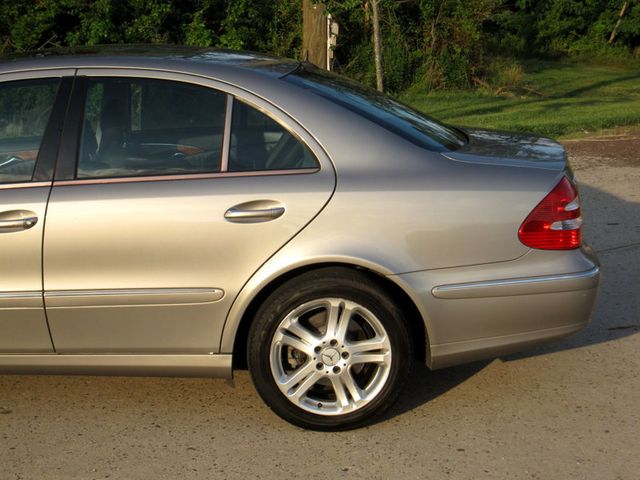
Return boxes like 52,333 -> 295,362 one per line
0,210 -> 38,233
224,200 -> 285,224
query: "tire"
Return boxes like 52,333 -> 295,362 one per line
247,267 -> 412,430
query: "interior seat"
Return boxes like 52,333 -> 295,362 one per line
95,99 -> 127,167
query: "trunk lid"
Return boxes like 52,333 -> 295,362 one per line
443,128 -> 567,171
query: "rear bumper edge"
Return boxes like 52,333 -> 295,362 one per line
429,322 -> 586,370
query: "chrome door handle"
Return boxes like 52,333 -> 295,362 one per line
224,200 -> 285,224
225,207 -> 285,222
0,210 -> 38,233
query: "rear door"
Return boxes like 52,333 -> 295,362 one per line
0,71 -> 72,353
43,70 -> 335,354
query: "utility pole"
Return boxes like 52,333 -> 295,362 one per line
302,0 -> 327,68
302,0 -> 338,70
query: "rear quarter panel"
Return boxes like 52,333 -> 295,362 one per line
218,78 -> 572,354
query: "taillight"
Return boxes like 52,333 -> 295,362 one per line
518,176 -> 582,250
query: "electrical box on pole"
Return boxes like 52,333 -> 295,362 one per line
327,14 -> 338,71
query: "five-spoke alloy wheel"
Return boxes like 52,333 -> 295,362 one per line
248,268 -> 412,430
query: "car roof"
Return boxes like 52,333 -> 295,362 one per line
0,44 -> 301,79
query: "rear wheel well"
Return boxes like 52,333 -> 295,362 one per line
232,263 -> 427,369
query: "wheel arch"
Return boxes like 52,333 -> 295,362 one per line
224,261 -> 431,369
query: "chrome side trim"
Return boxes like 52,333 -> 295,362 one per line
431,266 -> 600,299
0,291 -> 42,308
52,168 -> 319,187
0,291 -> 42,299
0,354 -> 232,378
45,288 -> 225,307
45,288 -> 223,297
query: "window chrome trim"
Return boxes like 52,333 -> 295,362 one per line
221,94 -> 233,172
0,181 -> 52,190
52,167 -> 319,186
0,69 -> 77,82
58,68 -> 333,181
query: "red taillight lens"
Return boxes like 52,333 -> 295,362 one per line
518,176 -> 582,250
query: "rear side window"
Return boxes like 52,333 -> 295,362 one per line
283,64 -> 467,152
77,78 -> 226,179
229,100 -> 318,172
0,78 -> 60,183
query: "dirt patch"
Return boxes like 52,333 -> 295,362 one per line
563,132 -> 640,169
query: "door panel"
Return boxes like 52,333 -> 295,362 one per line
43,172 -> 333,353
0,187 -> 52,352
0,73 -> 73,353
43,73 -> 335,354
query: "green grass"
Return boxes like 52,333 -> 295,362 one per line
402,60 -> 640,139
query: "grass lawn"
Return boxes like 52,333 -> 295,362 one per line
401,60 -> 640,139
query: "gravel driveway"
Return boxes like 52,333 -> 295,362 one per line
1,134 -> 639,480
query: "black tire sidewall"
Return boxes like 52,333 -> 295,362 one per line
247,269 -> 411,430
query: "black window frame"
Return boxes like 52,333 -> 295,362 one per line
58,76 -> 231,181
55,74 -> 321,183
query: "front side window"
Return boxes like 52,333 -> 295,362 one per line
228,100 -> 318,172
0,78 -> 60,183
77,78 -> 226,179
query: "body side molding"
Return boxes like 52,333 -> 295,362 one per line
431,266 -> 600,299
44,288 -> 224,307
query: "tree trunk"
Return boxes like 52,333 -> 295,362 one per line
609,1 -> 630,45
371,0 -> 384,92
428,0 -> 445,50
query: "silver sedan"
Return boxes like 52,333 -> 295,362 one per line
0,46 -> 599,430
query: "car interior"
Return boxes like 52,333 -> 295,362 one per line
76,78 -> 317,178
0,76 -> 317,184
77,78 -> 226,179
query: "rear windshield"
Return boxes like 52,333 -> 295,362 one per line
283,64 -> 466,152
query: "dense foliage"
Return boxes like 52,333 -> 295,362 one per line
1,0 -> 638,92
0,1 -> 302,55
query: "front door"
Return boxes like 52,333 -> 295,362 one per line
43,73 -> 335,354
0,73 -> 72,353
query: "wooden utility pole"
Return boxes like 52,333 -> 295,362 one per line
371,0 -> 384,92
302,0 -> 327,68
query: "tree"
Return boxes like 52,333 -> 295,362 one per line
609,1 -> 630,44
